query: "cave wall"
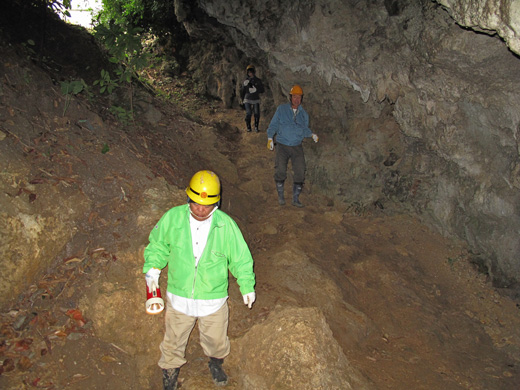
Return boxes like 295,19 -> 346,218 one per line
174,0 -> 520,287
437,0 -> 520,55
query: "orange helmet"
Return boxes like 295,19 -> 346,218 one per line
290,85 -> 303,95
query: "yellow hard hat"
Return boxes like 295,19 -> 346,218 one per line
186,170 -> 221,205
290,85 -> 303,95
246,64 -> 255,72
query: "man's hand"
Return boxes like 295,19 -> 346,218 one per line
243,292 -> 256,309
243,80 -> 249,86
312,133 -> 319,143
249,86 -> 257,93
145,268 -> 161,291
267,138 -> 274,151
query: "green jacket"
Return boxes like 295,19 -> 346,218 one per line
143,204 -> 255,300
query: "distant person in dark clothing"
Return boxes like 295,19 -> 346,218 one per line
241,65 -> 265,132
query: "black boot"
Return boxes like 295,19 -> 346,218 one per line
246,118 -> 252,132
162,368 -> 180,390
208,357 -> 228,386
276,181 -> 285,205
254,117 -> 260,132
292,183 -> 304,208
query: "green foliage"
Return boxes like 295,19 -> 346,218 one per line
97,0 -> 177,36
94,23 -> 145,61
93,69 -> 118,94
97,0 -> 144,27
92,22 -> 150,124
44,0 -> 72,18
61,79 -> 85,96
93,23 -> 149,91
109,105 -> 133,124
60,79 -> 90,115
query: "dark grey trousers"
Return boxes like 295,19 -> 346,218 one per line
245,103 -> 260,126
274,143 -> 306,183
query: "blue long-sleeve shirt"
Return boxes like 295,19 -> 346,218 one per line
266,103 -> 313,146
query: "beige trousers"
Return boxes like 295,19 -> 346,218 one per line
158,300 -> 230,369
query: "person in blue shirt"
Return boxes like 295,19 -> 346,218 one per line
266,85 -> 319,207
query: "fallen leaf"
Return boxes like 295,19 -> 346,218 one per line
66,309 -> 86,327
17,356 -> 33,370
43,335 -> 52,355
101,355 -> 117,362
14,338 -> 33,352
2,358 -> 15,373
54,330 -> 68,338
63,257 -> 82,264
88,211 -> 98,223
66,373 -> 89,385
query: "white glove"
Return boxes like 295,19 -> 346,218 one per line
267,138 -> 274,151
312,133 -> 319,143
243,292 -> 256,309
249,86 -> 257,93
145,268 -> 161,291
243,80 -> 249,86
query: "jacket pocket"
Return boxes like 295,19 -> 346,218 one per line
199,251 -> 228,293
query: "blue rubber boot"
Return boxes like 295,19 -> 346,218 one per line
292,183 -> 304,208
276,181 -> 285,205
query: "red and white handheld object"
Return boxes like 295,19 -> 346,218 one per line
146,284 -> 164,315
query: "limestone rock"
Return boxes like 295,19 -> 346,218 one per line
436,0 -> 520,55
174,0 -> 520,286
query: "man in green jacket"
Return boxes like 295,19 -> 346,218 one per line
143,170 -> 256,390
